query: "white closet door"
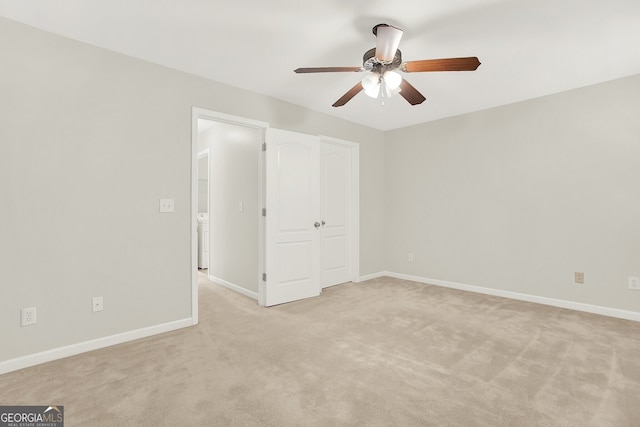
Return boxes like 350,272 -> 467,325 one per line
320,141 -> 352,288
264,128 -> 321,306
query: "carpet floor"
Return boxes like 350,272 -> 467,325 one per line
1,275 -> 640,426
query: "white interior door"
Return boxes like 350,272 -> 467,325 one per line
320,141 -> 352,288
264,128 -> 321,306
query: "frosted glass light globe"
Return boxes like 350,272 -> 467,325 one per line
383,70 -> 402,90
361,73 -> 381,98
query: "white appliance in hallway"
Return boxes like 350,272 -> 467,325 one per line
197,213 -> 209,269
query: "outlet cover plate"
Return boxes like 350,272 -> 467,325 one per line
159,198 -> 175,213
629,276 -> 640,290
21,307 -> 37,326
574,272 -> 584,284
93,296 -> 104,312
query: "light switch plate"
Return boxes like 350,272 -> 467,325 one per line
159,198 -> 175,213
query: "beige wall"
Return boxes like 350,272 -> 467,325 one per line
384,74 -> 640,312
0,17 -> 385,363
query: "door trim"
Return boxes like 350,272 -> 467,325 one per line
191,108 -> 269,323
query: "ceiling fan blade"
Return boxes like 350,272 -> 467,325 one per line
399,79 -> 426,105
374,24 -> 403,63
294,67 -> 363,73
332,82 -> 363,107
401,57 -> 481,73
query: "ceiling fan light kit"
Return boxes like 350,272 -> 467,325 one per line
361,71 -> 403,103
294,23 -> 481,108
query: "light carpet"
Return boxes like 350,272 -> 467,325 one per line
1,275 -> 640,426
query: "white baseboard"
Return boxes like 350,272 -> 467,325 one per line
0,318 -> 193,375
209,275 -> 259,300
384,271 -> 640,323
358,271 -> 386,282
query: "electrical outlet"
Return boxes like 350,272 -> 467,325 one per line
21,307 -> 37,326
159,198 -> 175,213
629,276 -> 640,291
574,272 -> 584,284
408,253 -> 414,262
92,296 -> 104,312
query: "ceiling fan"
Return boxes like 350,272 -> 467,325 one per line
294,24 -> 481,107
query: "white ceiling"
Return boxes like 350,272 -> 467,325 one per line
2,0 -> 639,131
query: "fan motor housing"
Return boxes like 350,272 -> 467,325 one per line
363,48 -> 403,72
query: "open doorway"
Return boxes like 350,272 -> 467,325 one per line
191,109 -> 268,323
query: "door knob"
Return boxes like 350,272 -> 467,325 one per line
314,222 -> 321,229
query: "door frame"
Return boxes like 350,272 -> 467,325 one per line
191,107 -> 268,323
